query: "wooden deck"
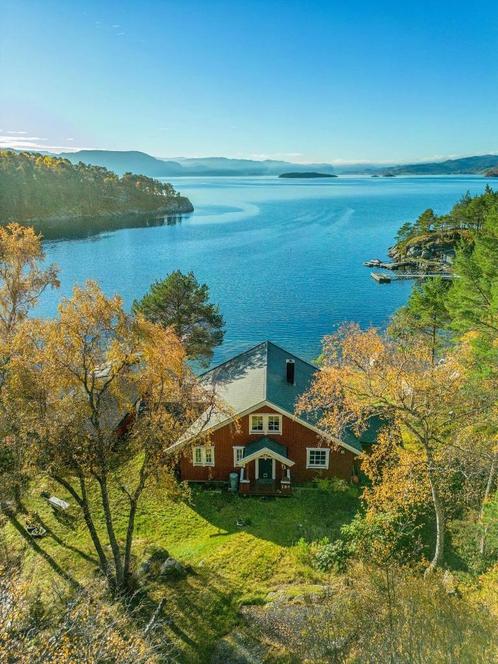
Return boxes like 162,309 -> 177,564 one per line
240,480 -> 292,496
371,271 -> 454,283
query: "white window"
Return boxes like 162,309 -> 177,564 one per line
306,448 -> 330,469
192,446 -> 215,466
249,413 -> 282,435
250,415 -> 264,433
267,415 -> 281,433
233,446 -> 245,465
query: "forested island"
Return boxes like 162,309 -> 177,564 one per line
0,151 -> 193,227
279,171 -> 337,178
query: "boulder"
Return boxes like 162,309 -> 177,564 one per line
159,557 -> 188,579
138,546 -> 170,578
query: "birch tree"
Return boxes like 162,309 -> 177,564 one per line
298,325 -> 493,572
14,281 -> 213,593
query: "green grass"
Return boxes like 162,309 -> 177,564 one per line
2,480 -> 360,662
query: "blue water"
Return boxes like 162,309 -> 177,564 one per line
37,175 -> 490,365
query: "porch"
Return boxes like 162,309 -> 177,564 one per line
239,479 -> 292,496
235,437 -> 294,496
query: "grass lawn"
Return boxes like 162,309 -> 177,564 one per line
2,480 -> 361,662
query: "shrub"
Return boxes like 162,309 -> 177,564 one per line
313,477 -> 350,493
295,537 -> 351,572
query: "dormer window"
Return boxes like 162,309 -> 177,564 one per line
250,413 -> 282,435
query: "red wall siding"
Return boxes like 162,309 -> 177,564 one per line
178,405 -> 356,483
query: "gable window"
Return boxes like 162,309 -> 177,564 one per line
267,415 -> 281,433
233,446 -> 245,465
306,447 -> 330,469
250,415 -> 264,433
250,413 -> 282,435
192,446 -> 215,466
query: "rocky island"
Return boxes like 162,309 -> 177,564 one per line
0,151 -> 193,233
278,171 -> 337,178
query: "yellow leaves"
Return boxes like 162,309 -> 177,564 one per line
301,323 -> 477,449
0,223 -> 59,338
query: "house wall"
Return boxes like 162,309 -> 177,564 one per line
178,405 -> 356,483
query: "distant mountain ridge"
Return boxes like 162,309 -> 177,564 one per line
58,150 -> 185,177
380,154 -> 498,176
59,150 -> 337,177
46,149 -> 498,177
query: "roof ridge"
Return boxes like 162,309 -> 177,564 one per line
266,340 -> 319,370
198,340 -> 268,378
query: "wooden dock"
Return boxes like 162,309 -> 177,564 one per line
371,271 -> 453,283
371,272 -> 392,283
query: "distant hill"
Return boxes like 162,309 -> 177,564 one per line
381,154 -> 498,176
59,150 -> 185,177
173,157 -> 337,176
56,150 -> 337,177
21,149 -> 498,178
278,171 -> 337,178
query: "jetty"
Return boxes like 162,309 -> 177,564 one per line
371,271 -> 454,284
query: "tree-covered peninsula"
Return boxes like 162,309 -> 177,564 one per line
388,185 -> 498,271
0,150 -> 193,226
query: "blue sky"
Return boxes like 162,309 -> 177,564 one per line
1,0 -> 498,163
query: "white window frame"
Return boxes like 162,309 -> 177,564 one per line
192,445 -> 215,467
249,413 -> 282,435
233,446 -> 245,466
306,447 -> 330,469
267,414 -> 282,433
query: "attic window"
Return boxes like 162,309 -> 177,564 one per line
250,414 -> 282,435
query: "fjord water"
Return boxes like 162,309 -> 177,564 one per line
37,176 -> 490,365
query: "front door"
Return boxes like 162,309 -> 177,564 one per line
258,458 -> 273,482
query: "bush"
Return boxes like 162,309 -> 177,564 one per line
314,539 -> 350,572
295,537 -> 351,572
313,477 -> 350,493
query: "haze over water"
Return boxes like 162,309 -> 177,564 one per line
37,176 -> 491,365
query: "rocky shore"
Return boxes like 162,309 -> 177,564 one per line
21,196 -> 194,241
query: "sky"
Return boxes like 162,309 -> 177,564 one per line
1,0 -> 498,164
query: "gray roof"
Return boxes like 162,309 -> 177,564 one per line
199,340 -> 316,419
176,341 -> 379,454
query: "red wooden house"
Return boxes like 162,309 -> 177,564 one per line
175,341 -> 376,495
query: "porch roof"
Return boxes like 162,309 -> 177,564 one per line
237,437 -> 295,467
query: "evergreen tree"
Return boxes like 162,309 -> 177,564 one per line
390,277 -> 452,364
448,207 -> 498,368
133,271 -> 224,364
